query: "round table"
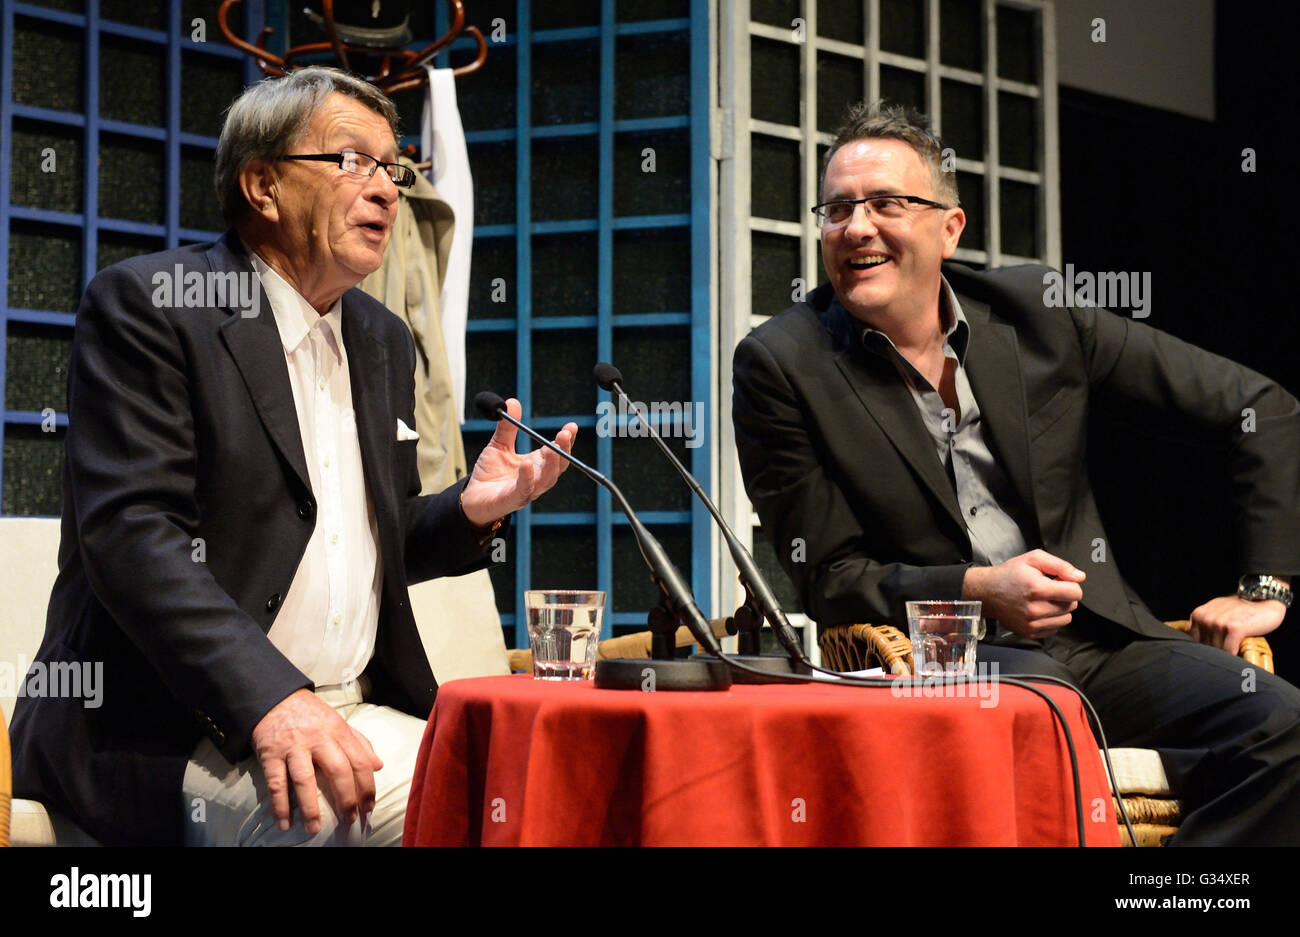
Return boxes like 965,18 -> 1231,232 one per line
402,673 -> 1119,846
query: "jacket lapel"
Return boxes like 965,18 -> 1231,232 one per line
960,296 -> 1041,538
340,296 -> 398,534
210,234 -> 312,494
823,299 -> 967,535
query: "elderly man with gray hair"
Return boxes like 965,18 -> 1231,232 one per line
9,66 -> 575,846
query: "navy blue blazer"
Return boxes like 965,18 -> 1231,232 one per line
9,232 -> 490,845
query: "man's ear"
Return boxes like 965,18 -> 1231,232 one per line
238,159 -> 279,223
940,206 -> 966,259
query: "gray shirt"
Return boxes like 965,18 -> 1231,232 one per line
856,278 -> 1033,568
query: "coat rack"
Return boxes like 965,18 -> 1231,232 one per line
216,0 -> 488,90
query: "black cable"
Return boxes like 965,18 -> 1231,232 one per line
701,651 -> 1089,846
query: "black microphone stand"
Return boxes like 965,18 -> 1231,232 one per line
474,392 -> 730,691
593,365 -> 810,683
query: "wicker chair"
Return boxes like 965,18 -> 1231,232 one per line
817,619 -> 1275,847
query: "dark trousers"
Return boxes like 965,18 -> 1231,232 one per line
977,619 -> 1300,846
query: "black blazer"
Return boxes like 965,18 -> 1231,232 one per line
733,262 -> 1300,636
10,232 -> 491,845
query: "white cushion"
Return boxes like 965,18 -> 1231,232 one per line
10,798 -> 100,846
1104,747 -> 1173,796
0,517 -> 62,725
409,568 -> 510,683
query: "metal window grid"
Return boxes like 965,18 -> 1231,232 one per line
716,0 -> 1058,661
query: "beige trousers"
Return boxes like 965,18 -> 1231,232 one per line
180,682 -> 426,846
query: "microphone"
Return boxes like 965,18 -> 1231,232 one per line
592,364 -> 808,667
474,392 -> 729,689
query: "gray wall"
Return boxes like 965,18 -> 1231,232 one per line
1055,0 -> 1214,120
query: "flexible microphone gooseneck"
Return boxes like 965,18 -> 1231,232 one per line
594,362 -> 807,667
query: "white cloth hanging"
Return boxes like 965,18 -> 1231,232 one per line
422,65 -> 472,425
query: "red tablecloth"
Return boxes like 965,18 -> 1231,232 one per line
403,674 -> 1120,846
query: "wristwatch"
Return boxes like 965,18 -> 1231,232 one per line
1237,574 -> 1293,608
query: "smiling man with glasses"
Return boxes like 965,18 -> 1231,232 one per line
9,66 -> 578,846
732,101 -> 1300,844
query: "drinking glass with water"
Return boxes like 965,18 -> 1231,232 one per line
905,601 -> 984,677
525,590 -> 606,680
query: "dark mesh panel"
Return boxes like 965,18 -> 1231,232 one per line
99,135 -> 165,223
97,233 -> 165,272
750,0 -> 799,29
535,0 -> 599,29
532,41 -> 599,125
464,332 -> 517,421
454,46 -> 516,131
612,523 -> 690,616
956,171 -> 985,252
5,322 -> 72,413
818,0 -> 863,43
618,0 -> 688,20
750,232 -> 800,318
13,21 -> 83,112
940,0 -> 982,71
530,426 -> 596,514
817,53 -> 864,135
751,134 -> 800,223
999,180 -> 1038,258
181,52 -> 245,138
880,66 -> 925,112
996,4 -> 1038,84
611,427 -> 692,514
940,79 -> 983,161
101,36 -> 165,126
532,136 -> 598,222
469,237 -> 516,319
25,0 -> 81,9
531,526 -> 597,591
610,326 -> 690,413
612,229 -> 689,314
615,130 -> 689,216
750,37 -> 799,126
998,91 -> 1037,171
615,34 -> 689,120
102,0 -> 164,29
180,145 -> 225,233
9,224 -> 82,313
10,121 -> 83,213
880,0 -> 925,58
182,0 -> 225,31
531,329 -> 598,417
533,233 -> 597,317
468,141 -> 516,227
2,426 -> 65,516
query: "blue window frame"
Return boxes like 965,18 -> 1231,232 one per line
1,0 -> 714,649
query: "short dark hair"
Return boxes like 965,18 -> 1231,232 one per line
820,101 -> 959,207
213,66 -> 401,226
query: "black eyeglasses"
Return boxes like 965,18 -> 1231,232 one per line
811,194 -> 948,227
280,150 -> 417,188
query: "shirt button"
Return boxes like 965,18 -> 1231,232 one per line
331,613 -> 341,627
969,506 -> 978,517
330,533 -> 339,545
323,457 -> 331,468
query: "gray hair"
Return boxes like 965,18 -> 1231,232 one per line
213,66 -> 400,226
820,101 -> 960,207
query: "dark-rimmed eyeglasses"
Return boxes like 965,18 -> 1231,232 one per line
280,150 -> 417,188
811,194 -> 948,227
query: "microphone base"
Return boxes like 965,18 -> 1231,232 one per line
721,654 -> 813,685
595,657 -> 732,692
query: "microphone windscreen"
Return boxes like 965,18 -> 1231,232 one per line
474,391 -> 507,420
593,361 -> 624,391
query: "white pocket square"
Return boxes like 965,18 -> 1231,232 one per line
396,418 -> 420,441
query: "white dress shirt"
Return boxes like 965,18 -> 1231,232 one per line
248,252 -> 383,687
